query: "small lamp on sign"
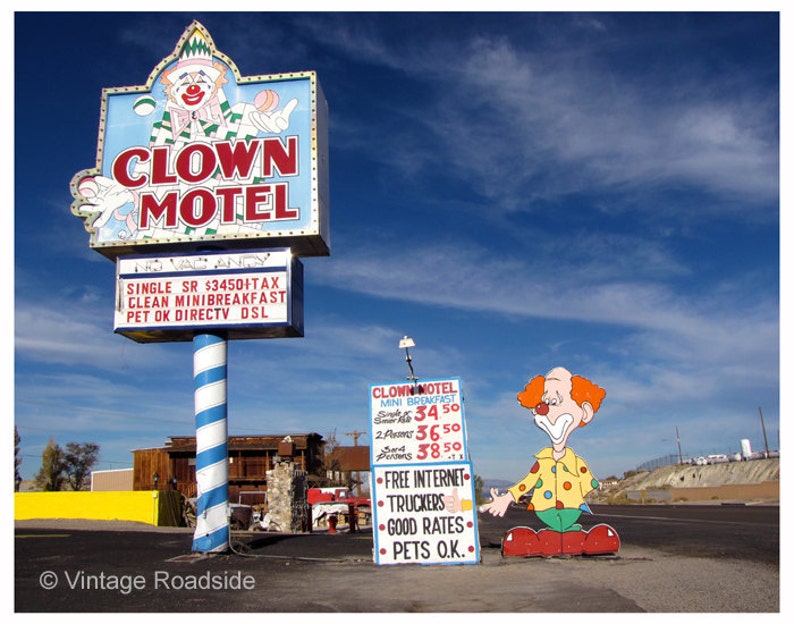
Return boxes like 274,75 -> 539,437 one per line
399,336 -> 420,389
399,336 -> 415,350
153,472 -> 160,490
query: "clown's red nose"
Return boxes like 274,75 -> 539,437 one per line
535,402 -> 549,415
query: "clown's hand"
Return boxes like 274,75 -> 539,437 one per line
478,488 -> 513,517
250,98 -> 298,133
77,176 -> 134,228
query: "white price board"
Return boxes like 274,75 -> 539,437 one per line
369,377 -> 480,565
372,462 -> 480,565
369,378 -> 468,465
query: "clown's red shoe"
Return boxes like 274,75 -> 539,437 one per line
502,527 -> 541,557
535,529 -> 586,557
561,529 -> 586,556
583,523 -> 620,555
536,529 -> 563,557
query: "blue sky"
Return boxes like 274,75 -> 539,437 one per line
12,9 -> 782,485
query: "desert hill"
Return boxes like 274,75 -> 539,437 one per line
588,457 -> 779,504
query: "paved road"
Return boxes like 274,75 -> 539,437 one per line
584,503 -> 779,563
15,504 -> 779,613
477,503 -> 779,563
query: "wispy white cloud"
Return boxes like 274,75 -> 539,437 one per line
310,240 -> 777,385
313,240 -> 753,320
310,16 -> 778,214
447,39 -> 776,208
15,298 -> 182,370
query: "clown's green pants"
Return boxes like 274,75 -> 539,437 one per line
536,508 -> 582,532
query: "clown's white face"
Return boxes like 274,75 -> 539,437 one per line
169,70 -> 217,111
531,367 -> 593,455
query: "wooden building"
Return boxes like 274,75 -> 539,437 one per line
132,433 -> 325,502
327,445 -> 370,472
326,445 -> 371,496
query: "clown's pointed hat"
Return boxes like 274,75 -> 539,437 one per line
165,25 -> 222,82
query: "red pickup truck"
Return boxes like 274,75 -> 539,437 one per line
307,488 -> 371,532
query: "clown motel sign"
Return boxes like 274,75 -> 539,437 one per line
369,378 -> 480,565
70,21 -> 329,261
114,249 -> 303,343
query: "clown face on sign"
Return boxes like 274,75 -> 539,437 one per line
152,27 -> 295,144
480,367 -> 620,557
160,49 -> 227,132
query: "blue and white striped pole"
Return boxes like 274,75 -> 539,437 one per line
192,332 -> 229,553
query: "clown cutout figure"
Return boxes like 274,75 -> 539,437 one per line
480,367 -> 620,557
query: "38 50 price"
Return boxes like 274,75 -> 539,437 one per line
417,441 -> 464,460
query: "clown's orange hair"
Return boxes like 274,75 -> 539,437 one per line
517,373 -> 606,423
517,375 -> 546,410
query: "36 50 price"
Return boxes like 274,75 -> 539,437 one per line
416,423 -> 462,441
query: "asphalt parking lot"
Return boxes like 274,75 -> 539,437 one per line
15,507 -> 780,613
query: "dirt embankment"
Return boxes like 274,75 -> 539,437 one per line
590,458 -> 779,504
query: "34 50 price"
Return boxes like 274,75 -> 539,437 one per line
416,423 -> 462,441
414,403 -> 461,421
417,441 -> 464,460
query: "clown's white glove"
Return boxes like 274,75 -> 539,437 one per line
478,488 -> 513,517
77,176 -> 135,228
250,98 -> 298,133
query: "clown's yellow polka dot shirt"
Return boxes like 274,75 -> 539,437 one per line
508,447 -> 599,513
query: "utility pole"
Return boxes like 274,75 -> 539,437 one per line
345,430 -> 367,496
758,406 -> 770,458
662,427 -> 685,465
345,430 -> 366,446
